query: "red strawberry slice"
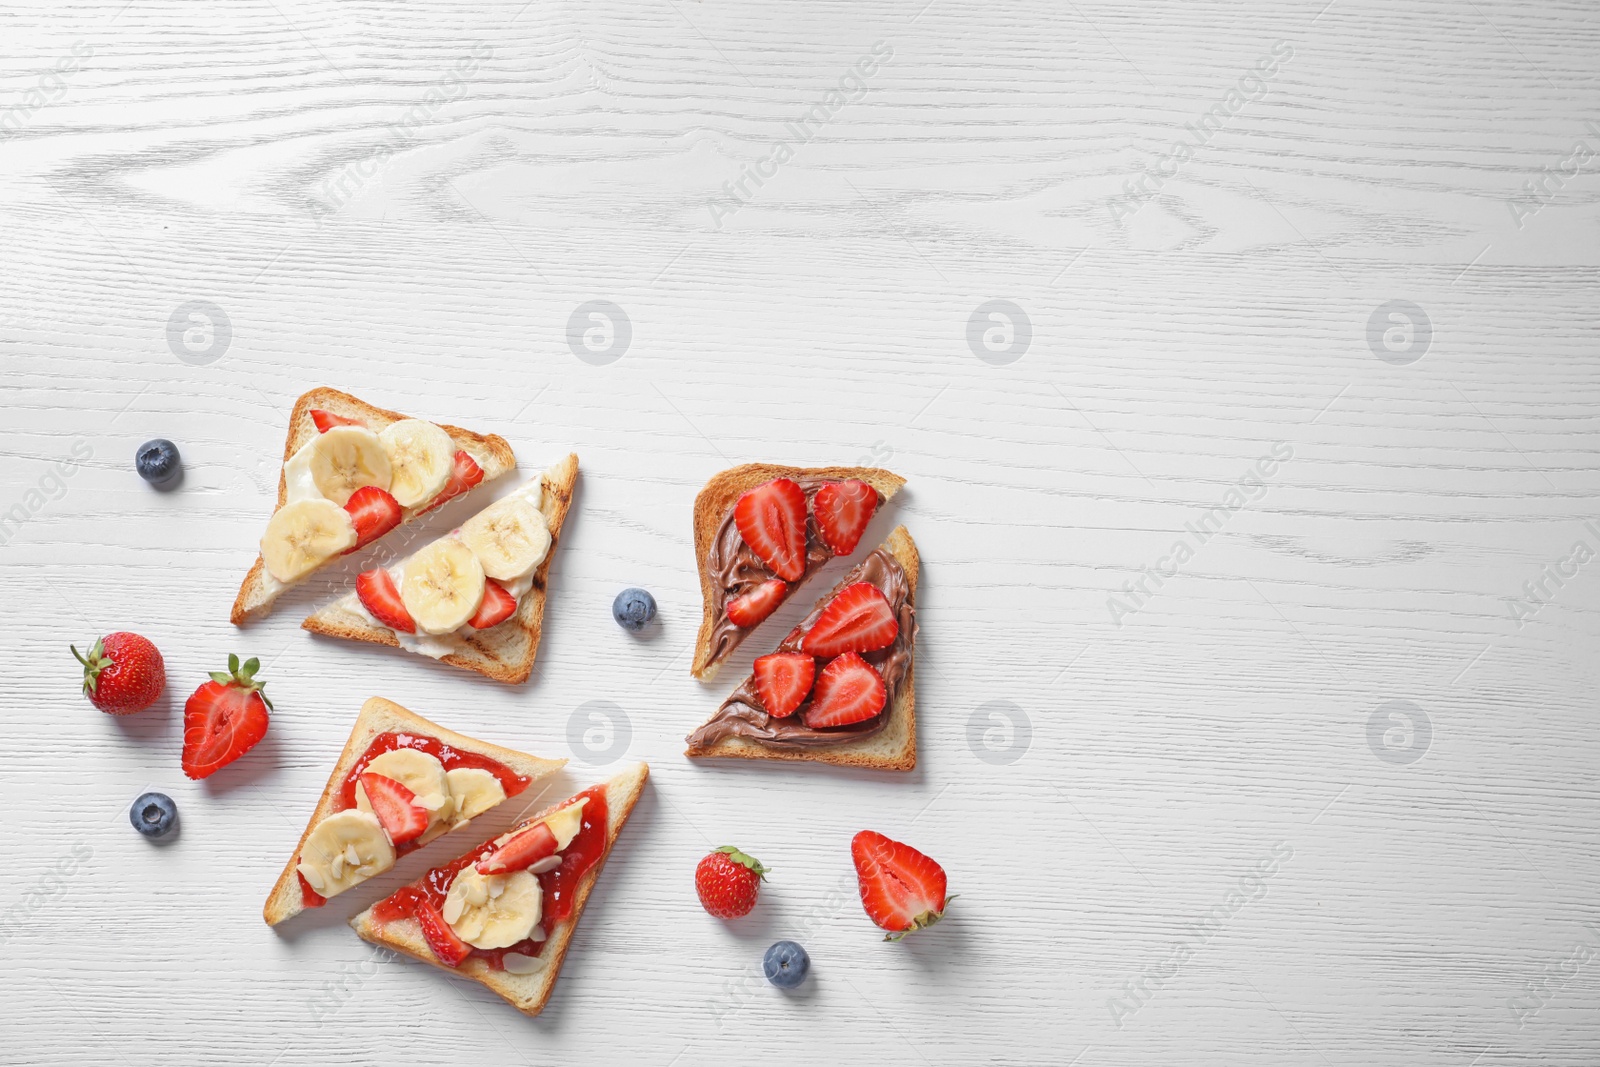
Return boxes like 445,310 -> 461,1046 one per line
356,568 -> 416,633
726,579 -> 787,628
358,772 -> 429,845
813,480 -> 878,556
802,652 -> 886,727
734,478 -> 807,582
851,830 -> 951,940
181,655 -> 272,780
476,822 -> 558,876
800,583 -> 898,658
752,652 -> 816,718
422,450 -> 485,512
311,409 -> 363,432
466,579 -> 517,630
343,485 -> 401,552
415,900 -> 472,967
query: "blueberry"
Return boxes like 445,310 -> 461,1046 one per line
130,792 -> 178,839
763,940 -> 810,989
612,588 -> 656,632
135,439 -> 182,488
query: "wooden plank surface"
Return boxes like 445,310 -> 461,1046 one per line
1,0 -> 1598,1063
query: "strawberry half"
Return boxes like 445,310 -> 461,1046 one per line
422,450 -> 485,513
476,822 -> 557,876
343,485 -> 402,552
800,582 -> 898,658
752,652 -> 816,718
851,830 -> 951,941
802,652 -> 886,728
181,655 -> 272,780
310,408 -> 363,432
356,568 -> 416,633
734,478 -> 807,582
415,900 -> 472,967
813,480 -> 878,556
466,579 -> 517,630
726,579 -> 787,628
359,772 -> 429,845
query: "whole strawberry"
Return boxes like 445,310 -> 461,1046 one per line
72,633 -> 166,715
182,654 -> 272,780
695,846 -> 768,919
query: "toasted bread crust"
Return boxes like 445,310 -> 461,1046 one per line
231,387 -> 516,625
299,454 -> 578,684
685,526 -> 919,771
690,464 -> 906,679
349,762 -> 650,1016
262,697 -> 565,927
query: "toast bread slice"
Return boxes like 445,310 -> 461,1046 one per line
690,464 -> 905,679
299,454 -> 578,685
263,697 -> 566,926
350,761 -> 649,1016
686,526 -> 919,771
232,387 -> 515,625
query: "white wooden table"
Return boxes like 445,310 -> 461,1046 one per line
3,0 -> 1597,1063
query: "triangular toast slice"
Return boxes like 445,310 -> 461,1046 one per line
262,697 -> 565,926
232,387 -> 515,624
691,464 -> 905,679
350,761 -> 649,1017
686,526 -> 918,771
300,455 -> 578,684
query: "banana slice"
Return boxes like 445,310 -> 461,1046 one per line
379,419 -> 454,508
442,866 -> 542,949
400,538 -> 486,634
297,810 -> 396,898
459,496 -> 551,581
356,749 -> 452,832
261,498 -> 358,582
446,767 -> 507,824
307,425 -> 391,506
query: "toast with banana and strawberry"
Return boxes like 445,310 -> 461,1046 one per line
262,697 -> 565,927
690,464 -> 905,679
350,761 -> 649,1017
231,388 -> 515,625
300,455 -> 577,684
686,526 -> 918,771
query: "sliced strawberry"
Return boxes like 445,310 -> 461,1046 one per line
813,480 -> 878,556
415,900 -> 472,967
358,772 -> 429,845
476,822 -> 558,876
800,582 -> 898,658
181,655 -> 272,780
726,579 -> 787,628
734,478 -> 807,582
802,652 -> 886,728
422,450 -> 485,512
311,408 -> 363,432
466,579 -> 517,630
343,485 -> 401,552
752,652 -> 816,718
356,568 -> 416,634
851,830 -> 951,940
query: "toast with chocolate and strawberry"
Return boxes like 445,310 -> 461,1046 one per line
262,697 -> 565,927
686,526 -> 918,771
232,388 -> 515,625
690,464 -> 905,679
350,762 -> 649,1017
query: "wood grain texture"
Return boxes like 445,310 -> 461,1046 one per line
2,0 -> 1598,1063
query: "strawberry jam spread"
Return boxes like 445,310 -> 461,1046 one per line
371,786 -> 609,970
297,732 -> 531,909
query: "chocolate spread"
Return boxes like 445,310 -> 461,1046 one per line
687,546 -> 916,750
704,477 -> 881,667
